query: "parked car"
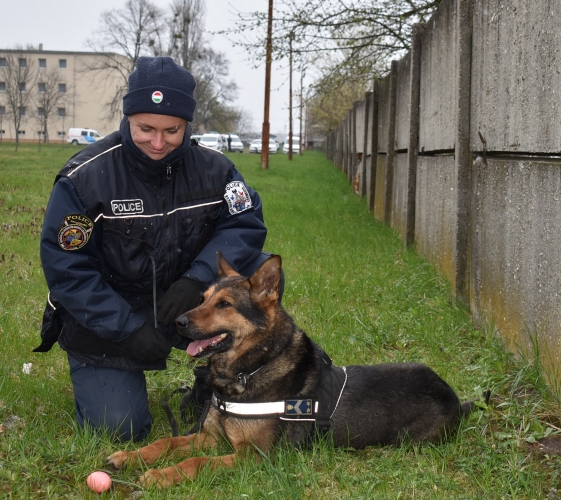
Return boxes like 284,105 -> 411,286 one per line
249,138 -> 278,154
67,128 -> 104,145
198,133 -> 224,151
226,134 -> 244,152
249,139 -> 261,154
283,136 -> 300,154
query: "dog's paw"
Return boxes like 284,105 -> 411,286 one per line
107,450 -> 138,470
139,467 -> 179,489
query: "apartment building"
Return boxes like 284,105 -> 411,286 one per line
0,48 -> 128,143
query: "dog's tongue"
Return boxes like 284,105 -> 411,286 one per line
186,336 -> 222,356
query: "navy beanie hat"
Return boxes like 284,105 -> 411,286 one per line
123,56 -> 197,121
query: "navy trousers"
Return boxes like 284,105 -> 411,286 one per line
68,355 -> 152,442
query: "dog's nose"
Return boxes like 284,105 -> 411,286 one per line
175,315 -> 189,329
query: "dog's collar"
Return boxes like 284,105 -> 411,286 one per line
211,366 -> 347,423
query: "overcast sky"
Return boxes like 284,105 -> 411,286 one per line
0,0 -> 302,137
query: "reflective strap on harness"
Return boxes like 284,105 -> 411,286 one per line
212,394 -> 320,417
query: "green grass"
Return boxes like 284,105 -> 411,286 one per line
1,143 -> 561,498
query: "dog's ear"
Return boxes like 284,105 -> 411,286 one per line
217,251 -> 239,278
249,255 -> 282,306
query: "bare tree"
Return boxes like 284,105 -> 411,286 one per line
0,51 -> 37,150
85,0 -> 164,122
34,67 -> 72,143
160,0 -> 242,133
189,49 -> 239,133
164,0 -> 206,68
223,0 -> 440,96
86,0 -> 241,133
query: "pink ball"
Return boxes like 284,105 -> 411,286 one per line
86,471 -> 112,493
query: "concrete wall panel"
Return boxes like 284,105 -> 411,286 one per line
419,0 -> 457,152
366,92 -> 374,156
395,53 -> 412,151
470,157 -> 561,369
374,155 -> 387,221
355,100 -> 365,153
415,156 -> 456,287
391,153 -> 409,240
377,76 -> 391,153
470,0 -> 561,153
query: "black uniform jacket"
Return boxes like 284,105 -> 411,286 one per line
36,130 -> 267,370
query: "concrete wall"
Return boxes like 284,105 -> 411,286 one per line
377,76 -> 391,154
471,156 -> 561,371
355,100 -> 365,154
419,0 -> 457,152
415,155 -> 456,288
326,0 -> 561,388
470,0 -> 561,153
391,153 -> 409,241
395,53 -> 411,152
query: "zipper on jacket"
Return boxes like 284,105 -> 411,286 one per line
167,165 -> 172,180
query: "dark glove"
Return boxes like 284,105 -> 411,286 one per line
122,323 -> 172,362
157,277 -> 205,326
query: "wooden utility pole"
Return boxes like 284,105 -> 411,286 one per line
261,0 -> 274,169
288,33 -> 293,161
299,65 -> 305,155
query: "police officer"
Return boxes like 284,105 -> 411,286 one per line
36,56 -> 273,442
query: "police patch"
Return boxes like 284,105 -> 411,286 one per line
58,214 -> 94,251
224,181 -> 252,215
111,199 -> 144,216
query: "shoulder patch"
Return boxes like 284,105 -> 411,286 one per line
224,181 -> 252,215
58,214 -> 94,251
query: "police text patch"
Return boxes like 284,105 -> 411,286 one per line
224,181 -> 252,215
58,214 -> 94,251
111,199 -> 144,216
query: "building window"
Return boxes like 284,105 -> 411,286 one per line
19,58 -> 27,68
59,59 -> 67,69
0,58 -> 6,67
19,82 -> 26,92
38,130 -> 45,136
19,107 -> 26,116
38,82 -> 46,93
39,58 -> 46,68
0,82 -> 5,92
18,130 -> 26,135
58,83 -> 66,93
38,107 -> 45,117
0,106 -> 5,115
57,131 -> 65,137
58,107 -> 66,117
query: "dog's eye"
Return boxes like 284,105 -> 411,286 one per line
198,292 -> 204,305
217,300 -> 231,309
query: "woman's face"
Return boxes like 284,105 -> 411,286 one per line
128,113 -> 187,160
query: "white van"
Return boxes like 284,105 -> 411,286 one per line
67,128 -> 104,145
198,133 -> 224,151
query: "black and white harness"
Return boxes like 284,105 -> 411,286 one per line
211,349 -> 347,431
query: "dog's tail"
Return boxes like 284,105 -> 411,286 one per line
460,390 -> 491,416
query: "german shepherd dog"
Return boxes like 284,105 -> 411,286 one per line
108,253 -> 486,488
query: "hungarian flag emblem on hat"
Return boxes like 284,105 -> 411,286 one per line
152,91 -> 163,103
